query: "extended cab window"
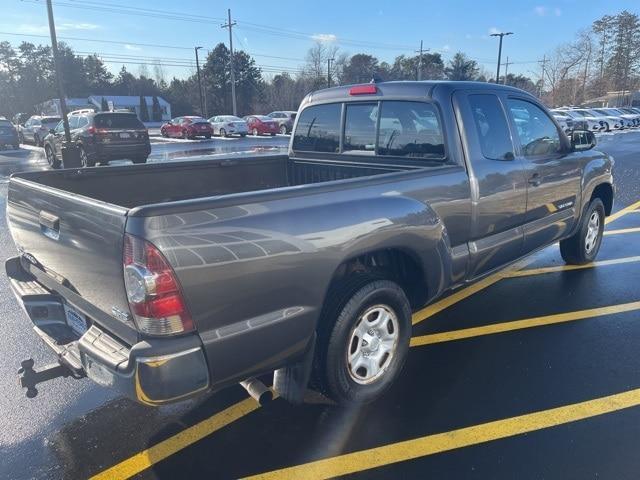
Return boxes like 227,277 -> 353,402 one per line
378,101 -> 445,159
293,103 -> 341,153
344,103 -> 378,155
507,99 -> 561,157
468,94 -> 514,161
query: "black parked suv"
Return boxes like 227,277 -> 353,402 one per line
44,111 -> 151,168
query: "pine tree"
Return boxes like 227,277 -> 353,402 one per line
151,95 -> 162,122
101,96 -> 109,111
139,94 -> 150,122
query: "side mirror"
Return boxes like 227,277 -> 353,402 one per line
571,129 -> 596,152
49,128 -> 56,134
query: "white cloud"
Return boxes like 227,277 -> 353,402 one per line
554,7 -> 562,16
311,33 -> 337,43
534,6 -> 547,16
124,44 -> 141,51
489,27 -> 501,35
59,22 -> 100,31
465,34 -> 472,40
441,44 -> 451,52
16,22 -> 100,34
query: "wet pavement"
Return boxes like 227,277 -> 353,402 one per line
0,131 -> 639,479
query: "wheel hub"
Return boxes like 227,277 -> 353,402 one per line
585,211 -> 600,254
346,305 -> 399,385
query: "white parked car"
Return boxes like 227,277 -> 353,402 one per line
607,108 -> 640,127
588,109 -> 625,130
208,115 -> 248,137
563,110 -> 605,132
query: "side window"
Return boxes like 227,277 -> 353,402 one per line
78,117 -> 89,128
507,99 -> 561,157
377,101 -> 445,159
68,116 -> 79,130
54,121 -> 64,133
344,103 -> 377,155
468,94 -> 514,161
292,103 -> 341,153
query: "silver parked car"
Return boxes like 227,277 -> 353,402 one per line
208,115 -> 248,137
18,115 -> 62,146
267,111 -> 297,134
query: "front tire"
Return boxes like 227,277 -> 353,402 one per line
131,156 -> 148,164
220,128 -> 227,137
279,125 -> 287,135
252,128 -> 259,136
560,198 -> 605,265
79,146 -> 95,168
314,275 -> 411,405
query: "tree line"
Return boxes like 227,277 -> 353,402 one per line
542,10 -> 640,106
3,11 -> 636,118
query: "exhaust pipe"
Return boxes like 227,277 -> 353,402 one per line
240,377 -> 272,406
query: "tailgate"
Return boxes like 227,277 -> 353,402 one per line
6,177 -> 137,344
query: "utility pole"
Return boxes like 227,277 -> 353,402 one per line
194,47 -> 205,117
46,0 -> 70,142
46,0 -> 79,167
221,9 -> 237,116
415,40 -> 426,80
327,57 -> 334,88
490,31 -> 513,84
503,56 -> 512,85
538,55 -> 547,97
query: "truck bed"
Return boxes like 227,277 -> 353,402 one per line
13,155 -> 405,209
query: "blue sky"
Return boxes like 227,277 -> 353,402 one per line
1,0 -> 638,81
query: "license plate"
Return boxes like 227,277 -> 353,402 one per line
64,304 -> 88,335
119,132 -> 131,139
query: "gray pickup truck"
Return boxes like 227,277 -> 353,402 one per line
6,81 -> 613,406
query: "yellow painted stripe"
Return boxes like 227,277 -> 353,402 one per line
410,301 -> 640,347
505,255 -> 640,278
90,397 -> 261,480
605,227 -> 640,236
605,200 -> 640,224
245,387 -> 640,480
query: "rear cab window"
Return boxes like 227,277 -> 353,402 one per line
94,114 -> 144,129
467,94 -> 514,161
293,100 -> 446,162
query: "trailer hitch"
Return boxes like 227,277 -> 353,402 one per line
18,358 -> 84,398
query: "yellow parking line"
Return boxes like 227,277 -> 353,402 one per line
605,200 -> 640,224
245,386 -> 640,480
410,301 -> 640,347
505,255 -> 640,277
90,397 -> 261,480
605,227 -> 640,236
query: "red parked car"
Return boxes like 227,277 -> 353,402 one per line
161,116 -> 213,139
243,115 -> 279,136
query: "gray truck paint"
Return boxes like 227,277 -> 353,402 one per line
5,81 -> 614,401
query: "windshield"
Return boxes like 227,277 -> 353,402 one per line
94,113 -> 144,129
41,117 -> 61,124
222,116 -> 243,121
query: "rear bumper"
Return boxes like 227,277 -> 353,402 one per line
91,143 -> 151,161
6,256 -> 210,405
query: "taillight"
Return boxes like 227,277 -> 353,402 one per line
87,126 -> 108,136
123,234 -> 194,336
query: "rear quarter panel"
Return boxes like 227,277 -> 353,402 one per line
128,166 -> 470,386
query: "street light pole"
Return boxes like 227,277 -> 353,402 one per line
490,31 -> 513,84
46,0 -> 71,143
195,47 -> 205,117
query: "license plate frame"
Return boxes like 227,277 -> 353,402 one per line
64,304 -> 88,336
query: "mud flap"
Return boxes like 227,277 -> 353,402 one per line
273,332 -> 316,405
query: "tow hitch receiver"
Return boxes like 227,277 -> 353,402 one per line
18,358 -> 84,398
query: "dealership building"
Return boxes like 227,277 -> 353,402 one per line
37,95 -> 172,121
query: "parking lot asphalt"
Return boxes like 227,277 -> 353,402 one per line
1,130 -> 640,479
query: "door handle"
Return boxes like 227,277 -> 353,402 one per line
528,173 -> 541,187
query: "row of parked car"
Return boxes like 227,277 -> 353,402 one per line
159,111 -> 297,140
551,106 -> 640,133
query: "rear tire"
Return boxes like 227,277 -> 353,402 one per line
220,128 -> 227,137
314,274 -> 411,405
78,146 -> 95,168
132,156 -> 147,164
560,198 -> 605,265
279,125 -> 287,135
205,134 -> 211,139
252,128 -> 259,136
